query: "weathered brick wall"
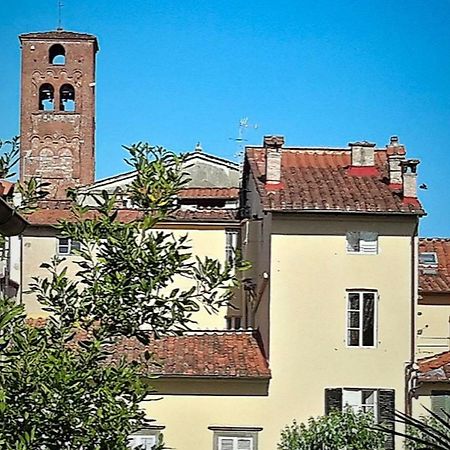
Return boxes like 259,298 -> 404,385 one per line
19,32 -> 98,198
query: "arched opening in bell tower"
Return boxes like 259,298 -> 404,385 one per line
60,84 -> 76,112
38,83 -> 55,111
49,44 -> 66,65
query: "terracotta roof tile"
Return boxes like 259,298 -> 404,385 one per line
419,238 -> 450,294
113,332 -> 270,378
0,181 -> 14,197
246,147 -> 424,215
24,322 -> 270,379
25,206 -> 238,225
418,351 -> 450,382
179,188 -> 239,199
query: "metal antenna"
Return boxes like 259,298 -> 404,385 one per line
229,117 -> 258,159
57,0 -> 64,30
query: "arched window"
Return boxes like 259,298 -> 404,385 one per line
49,44 -> 66,65
60,84 -> 75,112
38,83 -> 55,111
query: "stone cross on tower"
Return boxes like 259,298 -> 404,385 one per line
19,30 -> 99,199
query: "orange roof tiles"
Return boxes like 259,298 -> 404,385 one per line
245,147 -> 424,215
0,180 -> 14,197
25,207 -> 238,225
24,321 -> 270,379
419,238 -> 450,294
179,188 -> 239,199
114,332 -> 270,378
418,351 -> 450,382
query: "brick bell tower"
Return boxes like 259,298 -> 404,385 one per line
19,30 -> 98,199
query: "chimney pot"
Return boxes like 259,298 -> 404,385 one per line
400,159 -> 420,198
390,136 -> 399,146
264,135 -> 284,185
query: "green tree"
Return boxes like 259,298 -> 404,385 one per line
0,142 -> 240,449
377,408 -> 450,450
278,410 -> 385,450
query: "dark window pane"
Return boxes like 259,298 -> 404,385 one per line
348,293 -> 360,310
348,329 -> 359,346
362,295 -> 375,346
348,311 -> 360,328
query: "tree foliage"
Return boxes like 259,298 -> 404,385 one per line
0,142 -> 240,449
278,410 -> 385,450
377,408 -> 450,450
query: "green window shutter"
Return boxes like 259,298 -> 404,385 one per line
325,388 -> 343,414
431,391 -> 450,419
378,389 -> 395,450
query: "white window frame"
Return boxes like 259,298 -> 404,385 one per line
209,426 -> 261,450
343,388 -> 378,421
225,229 -> 239,267
129,428 -> 163,449
346,231 -> 378,255
346,290 -> 378,348
419,252 -> 438,267
57,237 -> 81,256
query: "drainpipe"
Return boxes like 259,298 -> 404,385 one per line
405,220 -> 419,416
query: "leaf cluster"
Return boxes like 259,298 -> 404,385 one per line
278,409 -> 385,450
0,141 -> 242,449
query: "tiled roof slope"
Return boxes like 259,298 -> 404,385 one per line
26,207 -> 238,225
418,351 -> 450,382
114,332 -> 270,378
419,238 -> 450,294
246,147 -> 424,215
24,322 -> 270,379
179,187 -> 239,199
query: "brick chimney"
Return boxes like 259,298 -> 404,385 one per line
348,141 -> 378,176
401,159 -> 420,199
386,136 -> 406,187
264,135 -> 284,186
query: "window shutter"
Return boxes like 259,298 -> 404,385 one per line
360,232 -> 378,254
237,438 -> 252,450
325,388 -> 343,414
219,438 -> 235,450
378,389 -> 395,450
431,391 -> 450,419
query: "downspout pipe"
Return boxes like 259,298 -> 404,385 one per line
405,220 -> 419,416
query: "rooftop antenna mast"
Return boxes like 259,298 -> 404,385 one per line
230,117 -> 258,159
57,0 -> 64,30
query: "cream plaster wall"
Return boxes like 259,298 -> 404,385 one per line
138,215 -> 416,450
416,304 -> 450,357
21,225 -> 232,329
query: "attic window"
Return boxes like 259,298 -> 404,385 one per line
346,232 -> 378,255
419,252 -> 438,266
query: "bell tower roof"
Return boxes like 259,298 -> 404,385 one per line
19,30 -> 99,52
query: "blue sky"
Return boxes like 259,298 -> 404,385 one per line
1,0 -> 449,236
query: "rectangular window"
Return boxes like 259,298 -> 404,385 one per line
343,388 -> 378,420
347,291 -> 376,347
129,429 -> 162,449
225,229 -> 239,267
346,231 -> 378,254
325,388 -> 395,449
57,237 -> 81,256
210,427 -> 261,450
218,437 -> 253,450
419,252 -> 438,266
431,391 -> 450,419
